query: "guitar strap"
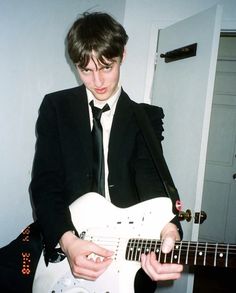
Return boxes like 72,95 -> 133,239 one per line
133,103 -> 180,214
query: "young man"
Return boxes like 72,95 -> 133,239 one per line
30,12 -> 183,292
1,11 -> 183,293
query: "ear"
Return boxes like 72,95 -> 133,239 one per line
121,47 -> 126,63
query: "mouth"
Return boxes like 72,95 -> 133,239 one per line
95,87 -> 107,94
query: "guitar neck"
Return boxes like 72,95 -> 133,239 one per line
126,239 -> 236,268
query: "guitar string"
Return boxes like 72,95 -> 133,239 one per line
83,234 -> 236,255
81,234 -> 236,267
85,233 -> 236,248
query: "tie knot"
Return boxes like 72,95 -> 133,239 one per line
90,100 -> 110,120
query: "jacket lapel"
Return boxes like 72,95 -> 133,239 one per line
68,86 -> 93,170
108,89 -> 135,163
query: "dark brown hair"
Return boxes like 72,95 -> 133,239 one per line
67,12 -> 128,67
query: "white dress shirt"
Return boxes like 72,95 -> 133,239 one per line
86,86 -> 121,201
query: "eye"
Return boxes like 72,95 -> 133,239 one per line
80,68 -> 91,75
102,65 -> 113,72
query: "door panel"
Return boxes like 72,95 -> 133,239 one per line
152,4 -> 222,241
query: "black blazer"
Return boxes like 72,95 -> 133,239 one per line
30,85 -> 169,257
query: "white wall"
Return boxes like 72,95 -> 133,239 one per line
0,0 -> 126,247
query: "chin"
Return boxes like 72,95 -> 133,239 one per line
94,95 -> 111,101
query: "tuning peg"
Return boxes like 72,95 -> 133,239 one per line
178,209 -> 207,224
178,209 -> 192,222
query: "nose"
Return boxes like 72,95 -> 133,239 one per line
93,71 -> 103,87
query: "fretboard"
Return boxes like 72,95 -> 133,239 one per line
126,239 -> 236,268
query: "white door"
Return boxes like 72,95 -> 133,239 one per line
199,35 -> 236,244
151,5 -> 222,293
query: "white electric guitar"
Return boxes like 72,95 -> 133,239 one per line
33,193 -> 236,293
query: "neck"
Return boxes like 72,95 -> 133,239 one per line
126,239 -> 236,268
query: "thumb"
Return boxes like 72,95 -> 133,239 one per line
162,237 -> 175,254
92,243 -> 114,257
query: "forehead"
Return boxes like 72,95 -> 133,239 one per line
82,56 -> 119,69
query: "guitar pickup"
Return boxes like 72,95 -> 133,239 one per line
116,221 -> 134,224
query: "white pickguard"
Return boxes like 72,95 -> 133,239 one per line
33,193 -> 174,293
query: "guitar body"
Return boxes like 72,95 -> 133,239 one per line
33,193 -> 174,293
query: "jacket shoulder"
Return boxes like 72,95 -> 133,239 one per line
44,85 -> 85,100
38,85 -> 86,111
139,103 -> 164,119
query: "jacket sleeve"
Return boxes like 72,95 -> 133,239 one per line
134,103 -> 183,238
133,103 -> 165,199
30,95 -> 77,262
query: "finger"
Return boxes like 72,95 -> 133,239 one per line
75,254 -> 113,269
141,253 -> 157,281
72,265 -> 107,280
161,223 -> 180,241
95,256 -> 102,263
72,257 -> 113,280
154,271 -> 182,281
141,252 -> 183,281
162,237 -> 175,254
149,252 -> 183,275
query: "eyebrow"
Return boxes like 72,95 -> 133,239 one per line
79,60 -> 116,71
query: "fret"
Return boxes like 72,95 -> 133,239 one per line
143,239 -> 148,255
227,244 -> 236,268
170,244 -> 174,263
154,239 -> 158,256
171,243 -> 180,264
135,238 -> 142,261
139,239 -> 144,260
196,242 -> 207,265
176,241 -> 187,264
146,239 -> 152,254
158,241 -> 163,262
215,243 -> 228,267
228,244 -> 236,268
204,242 -> 207,266
186,241 -> 190,265
126,239 -> 135,261
194,242 -> 199,265
214,243 -> 218,266
178,241 -> 182,264
155,241 -> 161,260
226,244 -> 229,267
150,239 -> 155,255
135,238 -> 139,261
131,238 -> 137,261
126,239 -> 130,260
164,251 -> 167,263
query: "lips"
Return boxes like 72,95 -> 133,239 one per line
95,87 -> 107,94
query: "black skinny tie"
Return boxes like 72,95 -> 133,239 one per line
89,100 -> 110,196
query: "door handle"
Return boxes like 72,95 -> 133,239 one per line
178,209 -> 207,224
233,173 -> 236,180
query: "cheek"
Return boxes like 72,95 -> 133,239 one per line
109,71 -> 120,84
78,75 -> 92,87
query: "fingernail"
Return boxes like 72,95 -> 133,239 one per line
162,238 -> 174,253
